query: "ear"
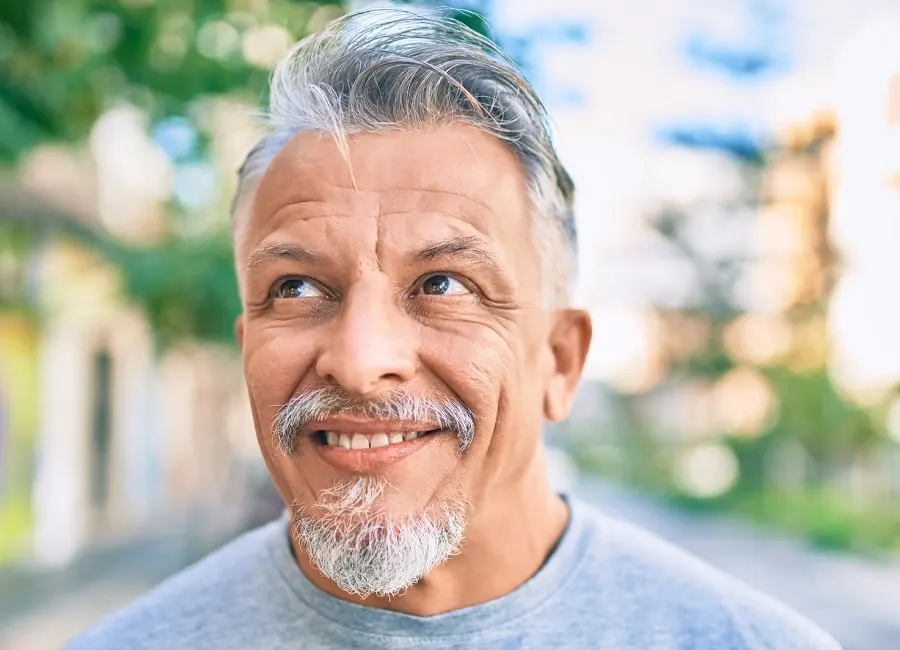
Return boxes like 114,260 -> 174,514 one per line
234,314 -> 245,349
543,309 -> 592,422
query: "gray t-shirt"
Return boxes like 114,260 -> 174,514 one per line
66,497 -> 840,649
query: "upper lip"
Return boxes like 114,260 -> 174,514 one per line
302,418 -> 440,436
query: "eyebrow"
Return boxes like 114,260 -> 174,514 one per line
246,243 -> 320,270
409,235 -> 500,269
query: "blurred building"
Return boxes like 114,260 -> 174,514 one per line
0,132 -> 257,569
828,10 -> 900,400
517,0 -> 900,511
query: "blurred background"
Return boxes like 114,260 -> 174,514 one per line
1,0 -> 899,648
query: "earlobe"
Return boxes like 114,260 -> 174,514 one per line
543,309 -> 592,422
543,377 -> 568,422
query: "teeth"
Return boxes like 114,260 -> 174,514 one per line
350,433 -> 369,450
323,431 -> 427,448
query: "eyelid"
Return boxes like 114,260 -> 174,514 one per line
412,272 -> 476,296
270,276 -> 327,299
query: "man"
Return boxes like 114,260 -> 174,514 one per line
69,8 -> 840,650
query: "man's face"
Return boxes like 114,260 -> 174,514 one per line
234,125 -> 588,594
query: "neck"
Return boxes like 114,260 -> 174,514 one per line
291,451 -> 569,616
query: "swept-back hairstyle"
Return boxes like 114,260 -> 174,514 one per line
231,7 -> 577,304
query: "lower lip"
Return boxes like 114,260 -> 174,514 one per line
314,432 -> 441,472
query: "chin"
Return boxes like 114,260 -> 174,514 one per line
290,484 -> 469,599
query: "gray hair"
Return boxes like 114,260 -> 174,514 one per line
231,7 -> 577,304
272,385 -> 476,454
291,476 -> 467,598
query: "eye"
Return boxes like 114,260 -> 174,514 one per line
415,273 -> 470,297
274,278 -> 324,299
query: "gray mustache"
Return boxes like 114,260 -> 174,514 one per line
272,387 -> 475,454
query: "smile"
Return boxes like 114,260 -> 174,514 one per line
318,431 -> 430,449
308,420 -> 444,472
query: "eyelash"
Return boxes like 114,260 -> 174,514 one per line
411,272 -> 478,297
270,276 -> 330,300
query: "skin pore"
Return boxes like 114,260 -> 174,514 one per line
234,124 -> 592,616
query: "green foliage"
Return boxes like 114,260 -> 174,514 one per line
394,0 -> 494,39
0,0 -> 344,162
764,368 -> 884,463
112,235 -> 241,347
665,487 -> 900,552
1,0 -> 346,346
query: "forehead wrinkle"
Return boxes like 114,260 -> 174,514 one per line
261,147 -> 499,217
267,187 -> 493,218
249,131 -> 518,235
401,188 -> 494,215
373,190 -> 498,236
259,190 -> 498,244
264,200 -> 357,226
244,128 -> 534,281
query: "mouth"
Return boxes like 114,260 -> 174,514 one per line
313,429 -> 439,450
306,421 -> 446,472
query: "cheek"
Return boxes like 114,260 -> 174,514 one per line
487,316 -> 550,454
243,324 -> 318,434
244,327 -> 326,505
419,324 -> 510,409
245,389 -> 295,503
419,320 -> 542,455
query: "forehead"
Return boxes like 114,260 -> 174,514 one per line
237,125 -> 533,254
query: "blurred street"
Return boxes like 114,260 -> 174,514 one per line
1,477 -> 897,650
0,521 -> 217,650
579,481 -> 900,650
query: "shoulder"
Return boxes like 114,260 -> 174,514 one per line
64,519 -> 291,650
569,499 -> 841,650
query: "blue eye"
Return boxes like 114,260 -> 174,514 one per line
275,278 -> 323,299
418,274 -> 469,296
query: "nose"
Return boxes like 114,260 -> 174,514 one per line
314,277 -> 418,396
